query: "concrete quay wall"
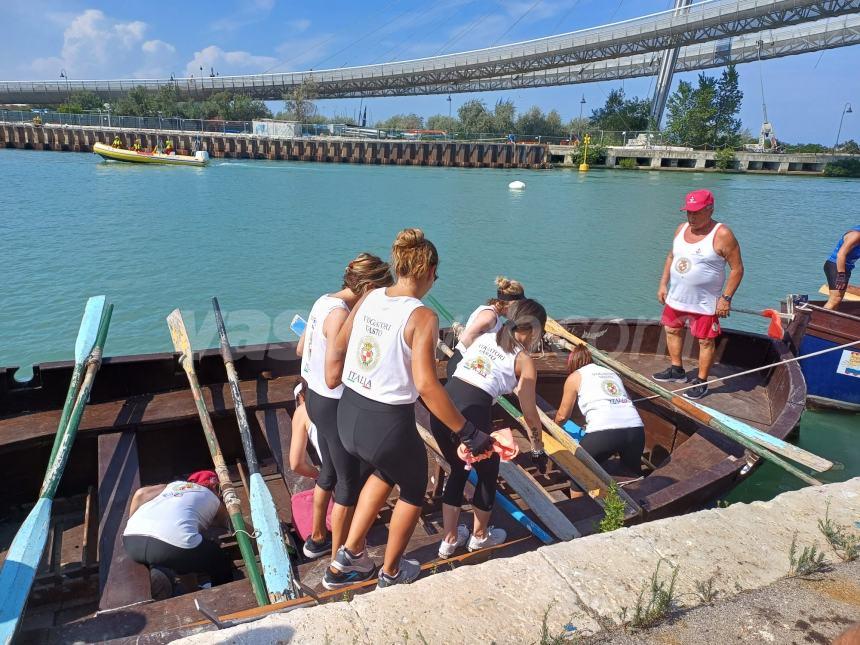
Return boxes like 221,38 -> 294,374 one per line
0,122 -> 550,169
549,144 -> 853,174
178,478 -> 860,644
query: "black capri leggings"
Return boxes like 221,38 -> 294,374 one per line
430,378 -> 499,512
579,426 -> 645,473
445,348 -> 464,381
123,534 -> 233,585
337,387 -> 428,507
306,389 -> 372,506
824,260 -> 852,290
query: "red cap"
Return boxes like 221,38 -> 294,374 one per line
681,189 -> 714,212
187,470 -> 218,488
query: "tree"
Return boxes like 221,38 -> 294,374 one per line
376,113 -> 424,131
458,100 -> 494,134
514,106 -> 566,138
714,65 -> 743,148
280,77 -> 319,122
590,89 -> 651,134
57,90 -> 105,114
426,114 -> 459,133
838,139 -> 860,154
492,99 -> 516,134
113,86 -> 156,116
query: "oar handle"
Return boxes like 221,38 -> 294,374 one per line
212,297 -> 235,364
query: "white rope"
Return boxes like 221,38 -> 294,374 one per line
229,528 -> 261,540
633,337 -> 860,402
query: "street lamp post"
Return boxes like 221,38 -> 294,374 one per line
447,95 -> 452,140
835,102 -> 853,151
578,94 -> 586,121
60,69 -> 70,93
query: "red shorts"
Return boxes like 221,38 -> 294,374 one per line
660,304 -> 721,339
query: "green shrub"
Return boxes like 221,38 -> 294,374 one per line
824,158 -> 860,178
598,481 -> 626,533
618,158 -> 637,169
714,147 -> 736,170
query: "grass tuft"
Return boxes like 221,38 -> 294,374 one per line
788,532 -> 828,577
818,501 -> 860,563
538,602 -> 579,644
629,559 -> 679,629
598,481 -> 626,533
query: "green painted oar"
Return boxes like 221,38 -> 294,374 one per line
212,297 -> 297,602
166,309 -> 269,608
544,318 -> 822,487
46,295 -> 106,468
0,301 -> 112,644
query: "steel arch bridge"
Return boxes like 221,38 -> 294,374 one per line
1,0 -> 858,104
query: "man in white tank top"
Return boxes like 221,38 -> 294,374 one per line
654,189 -> 744,399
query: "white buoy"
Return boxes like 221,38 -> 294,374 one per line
508,180 -> 526,190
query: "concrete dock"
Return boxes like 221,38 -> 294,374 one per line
174,478 -> 860,644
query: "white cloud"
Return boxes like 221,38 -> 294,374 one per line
27,9 -> 175,79
288,19 -> 311,33
184,45 -> 277,77
142,39 -> 176,55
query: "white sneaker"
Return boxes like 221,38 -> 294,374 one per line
468,526 -> 507,552
437,525 -> 470,558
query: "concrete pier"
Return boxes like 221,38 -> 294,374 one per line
176,478 -> 860,644
0,122 -> 550,169
549,144 -> 853,175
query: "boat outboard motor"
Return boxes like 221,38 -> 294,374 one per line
194,150 -> 210,162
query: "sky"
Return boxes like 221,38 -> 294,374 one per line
1,0 -> 858,143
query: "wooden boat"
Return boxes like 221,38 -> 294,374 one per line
93,142 -> 209,167
0,318 -> 804,643
786,298 -> 860,411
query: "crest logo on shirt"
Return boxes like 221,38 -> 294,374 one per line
302,327 -> 314,373
164,482 -> 196,497
602,380 -> 620,397
674,257 -> 691,274
357,336 -> 381,371
464,355 -> 492,378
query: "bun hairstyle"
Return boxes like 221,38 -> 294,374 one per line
391,228 -> 439,279
566,345 -> 593,374
488,276 -> 525,308
343,252 -> 394,295
496,298 -> 547,354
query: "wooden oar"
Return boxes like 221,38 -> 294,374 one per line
731,307 -> 787,340
166,309 -> 269,608
544,318 -> 824,486
426,295 -> 641,518
0,301 -> 112,644
212,297 -> 297,603
46,295 -> 106,468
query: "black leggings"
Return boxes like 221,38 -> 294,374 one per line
430,378 -> 499,512
338,387 -> 428,507
123,534 -> 233,585
580,426 -> 645,473
445,348 -> 464,381
824,260 -> 852,290
306,389 -> 372,505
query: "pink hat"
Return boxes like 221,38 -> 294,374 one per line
681,189 -> 714,212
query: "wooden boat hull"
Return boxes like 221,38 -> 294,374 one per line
787,300 -> 860,412
93,142 -> 208,167
0,318 -> 805,643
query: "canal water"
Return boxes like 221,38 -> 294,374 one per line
1,148 -> 857,501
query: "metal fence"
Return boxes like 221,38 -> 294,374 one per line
0,109 -> 254,134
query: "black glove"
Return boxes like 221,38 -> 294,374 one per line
458,420 -> 494,456
835,272 -> 848,291
531,450 -> 549,474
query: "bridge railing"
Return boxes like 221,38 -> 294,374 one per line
0,109 -> 254,134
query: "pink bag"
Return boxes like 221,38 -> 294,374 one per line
456,428 -> 519,469
290,489 -> 334,542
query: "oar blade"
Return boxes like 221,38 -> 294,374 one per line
761,309 -> 785,340
74,296 -> 106,364
0,498 -> 52,644
166,309 -> 193,364
248,474 -> 296,602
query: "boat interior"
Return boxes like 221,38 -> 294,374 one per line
0,318 -> 804,643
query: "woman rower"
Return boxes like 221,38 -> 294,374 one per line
296,253 -> 394,561
324,228 -> 493,589
554,345 -> 645,473
432,298 -> 548,558
446,276 -> 525,380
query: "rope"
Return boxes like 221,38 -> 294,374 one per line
632,337 -> 860,402
229,528 -> 261,540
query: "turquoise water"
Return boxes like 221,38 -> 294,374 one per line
1,148 -> 857,499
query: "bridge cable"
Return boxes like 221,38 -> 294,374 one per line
433,5 -> 502,56
492,0 -> 544,46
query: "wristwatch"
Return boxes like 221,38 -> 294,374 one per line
721,294 -> 733,302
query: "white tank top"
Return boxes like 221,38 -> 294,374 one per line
302,294 -> 349,399
575,363 -> 643,433
455,305 -> 501,353
342,288 -> 425,404
123,481 -> 221,549
454,332 -> 521,399
666,223 -> 727,315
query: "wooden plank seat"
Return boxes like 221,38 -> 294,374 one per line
97,430 -> 151,612
0,375 -> 300,453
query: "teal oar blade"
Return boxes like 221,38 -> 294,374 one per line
0,498 -> 52,644
468,471 -> 553,545
249,472 -> 295,601
48,295 -> 107,469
